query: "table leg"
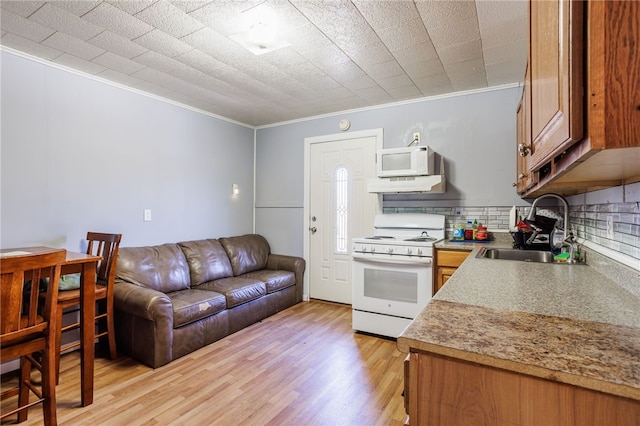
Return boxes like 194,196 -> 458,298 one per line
80,261 -> 96,406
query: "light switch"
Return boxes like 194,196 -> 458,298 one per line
143,209 -> 152,222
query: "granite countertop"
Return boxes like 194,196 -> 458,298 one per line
397,240 -> 640,401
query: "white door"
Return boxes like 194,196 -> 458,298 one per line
304,129 -> 381,304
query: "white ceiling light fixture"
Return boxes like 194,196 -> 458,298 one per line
249,22 -> 275,46
229,11 -> 290,55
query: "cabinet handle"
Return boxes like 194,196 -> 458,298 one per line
519,173 -> 526,179
518,143 -> 531,157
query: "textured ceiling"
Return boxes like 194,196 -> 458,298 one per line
0,0 -> 528,126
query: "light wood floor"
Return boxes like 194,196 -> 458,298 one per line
2,300 -> 407,425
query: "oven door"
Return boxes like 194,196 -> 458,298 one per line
352,256 -> 432,319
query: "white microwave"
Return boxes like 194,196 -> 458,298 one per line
377,146 -> 434,177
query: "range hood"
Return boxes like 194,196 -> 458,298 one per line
367,158 -> 446,194
367,174 -> 446,193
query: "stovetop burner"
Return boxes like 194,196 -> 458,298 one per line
352,213 -> 445,253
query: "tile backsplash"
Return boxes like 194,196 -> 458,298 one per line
386,205 -> 525,233
387,202 -> 640,263
571,202 -> 640,261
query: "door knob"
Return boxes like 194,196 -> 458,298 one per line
309,227 -> 317,234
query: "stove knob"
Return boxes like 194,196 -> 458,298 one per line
370,246 -> 376,253
417,248 -> 423,255
407,247 -> 412,255
388,247 -> 393,254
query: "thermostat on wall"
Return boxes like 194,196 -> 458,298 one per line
339,119 -> 350,131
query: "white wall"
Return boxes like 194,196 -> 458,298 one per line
255,86 -> 525,255
1,52 -> 255,251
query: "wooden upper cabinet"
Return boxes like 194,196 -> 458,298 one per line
516,98 -> 526,193
528,0 -> 584,171
517,0 -> 639,197
516,64 -> 535,194
587,0 -> 640,149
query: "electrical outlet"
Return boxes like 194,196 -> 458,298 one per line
606,216 -> 614,238
144,209 -> 152,222
413,132 -> 420,144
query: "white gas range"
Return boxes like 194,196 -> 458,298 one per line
351,213 -> 445,338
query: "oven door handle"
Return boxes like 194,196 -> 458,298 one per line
351,254 -> 432,265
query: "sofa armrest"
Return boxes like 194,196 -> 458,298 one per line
114,280 -> 175,368
266,254 -> 306,303
114,280 -> 173,321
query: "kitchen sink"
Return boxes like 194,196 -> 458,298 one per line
476,247 -> 555,263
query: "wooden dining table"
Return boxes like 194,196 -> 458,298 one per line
0,246 -> 101,407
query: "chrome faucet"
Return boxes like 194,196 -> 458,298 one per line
562,233 -> 579,264
525,193 -> 573,251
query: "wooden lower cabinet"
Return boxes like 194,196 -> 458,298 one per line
403,354 -> 410,426
433,249 -> 470,294
406,351 -> 640,426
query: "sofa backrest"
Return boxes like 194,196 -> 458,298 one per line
219,234 -> 270,276
178,239 -> 233,286
116,243 -> 191,293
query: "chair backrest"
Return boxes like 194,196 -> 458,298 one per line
0,249 -> 66,351
86,232 -> 122,286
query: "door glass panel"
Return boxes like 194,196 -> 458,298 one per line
335,166 -> 348,253
363,269 -> 417,303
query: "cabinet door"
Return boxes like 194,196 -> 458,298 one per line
434,249 -> 471,294
516,65 -> 535,194
529,0 -> 584,170
435,267 -> 458,294
588,0 -> 640,149
408,351 -> 640,426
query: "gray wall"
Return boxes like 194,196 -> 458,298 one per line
7,51 -> 632,274
255,86 -> 526,255
1,51 -> 255,252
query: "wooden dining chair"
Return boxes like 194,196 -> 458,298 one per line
54,232 -> 122,379
0,249 -> 66,426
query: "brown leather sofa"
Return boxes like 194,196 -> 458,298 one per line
113,234 -> 305,368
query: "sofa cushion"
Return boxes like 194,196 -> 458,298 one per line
116,244 -> 191,293
167,289 -> 227,328
197,277 -> 266,309
242,270 -> 295,294
219,234 -> 270,276
178,239 -> 233,286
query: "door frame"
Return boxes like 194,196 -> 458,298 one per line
302,128 -> 383,301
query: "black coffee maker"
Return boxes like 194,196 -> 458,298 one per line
514,194 -> 573,256
512,214 -> 557,250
